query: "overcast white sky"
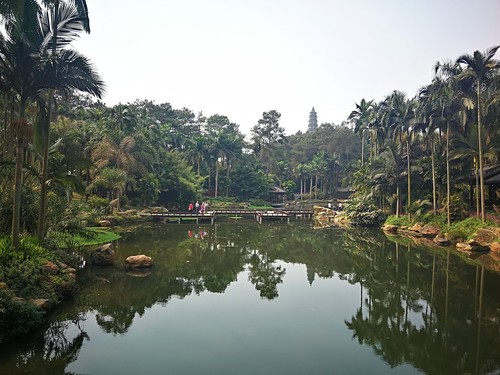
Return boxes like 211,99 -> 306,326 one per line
73,0 -> 500,136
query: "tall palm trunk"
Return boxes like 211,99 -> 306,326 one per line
37,94 -> 52,239
446,121 -> 451,226
38,2 -> 59,240
360,132 -> 364,166
214,156 -> 219,198
207,165 -> 212,192
475,156 -> 480,218
431,140 -> 437,215
314,175 -> 318,199
406,138 -> 411,218
2,93 -> 8,158
12,104 -> 27,249
225,155 -> 231,197
396,184 -> 400,218
476,82 -> 485,222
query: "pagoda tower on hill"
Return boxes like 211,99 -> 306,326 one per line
308,107 -> 318,132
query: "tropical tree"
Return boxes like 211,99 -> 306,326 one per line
0,0 -> 103,247
37,0 -> 103,240
185,135 -> 207,177
251,110 -> 284,174
91,134 -> 146,205
455,46 -> 500,222
386,91 -> 416,218
88,167 -> 127,210
349,98 -> 373,166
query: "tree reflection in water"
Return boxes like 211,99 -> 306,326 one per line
343,235 -> 500,374
248,250 -> 286,300
2,317 -> 88,375
1,222 -> 499,374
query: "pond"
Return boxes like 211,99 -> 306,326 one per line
1,221 -> 499,374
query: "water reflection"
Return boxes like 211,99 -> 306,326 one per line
1,222 -> 499,374
0,316 -> 88,375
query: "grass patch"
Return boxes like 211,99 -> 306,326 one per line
61,228 -> 121,248
385,215 -> 413,227
446,217 -> 491,241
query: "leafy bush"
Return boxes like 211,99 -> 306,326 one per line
0,235 -> 78,343
447,217 -> 490,240
408,198 -> 433,218
385,215 -> 413,227
447,193 -> 466,220
44,200 -> 105,249
0,236 -> 48,264
0,236 -> 52,298
421,212 -> 447,228
248,199 -> 268,207
88,195 -> 109,210
0,289 -> 44,344
345,200 -> 386,226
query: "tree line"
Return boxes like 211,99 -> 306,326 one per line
348,46 -> 500,225
1,1 -> 499,249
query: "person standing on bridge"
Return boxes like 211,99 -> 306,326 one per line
188,202 -> 194,212
195,201 -> 200,212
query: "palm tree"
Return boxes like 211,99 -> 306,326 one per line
456,46 -> 500,222
88,167 -> 127,211
91,135 -> 146,180
219,130 -> 244,196
386,91 -> 416,218
416,84 -> 439,215
349,98 -> 374,166
37,0 -> 99,240
419,74 -> 464,225
0,0 -> 103,247
185,135 -> 207,176
368,101 -> 386,158
381,140 -> 406,217
105,103 -> 136,134
450,123 -> 500,217
207,131 -> 228,198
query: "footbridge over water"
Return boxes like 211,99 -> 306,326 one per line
145,209 -> 314,224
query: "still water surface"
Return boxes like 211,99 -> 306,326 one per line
1,221 -> 499,374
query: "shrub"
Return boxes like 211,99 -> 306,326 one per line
345,200 -> 386,226
385,215 -> 413,227
447,217 -> 490,240
248,199 -> 268,207
421,212 -> 446,227
448,193 -> 466,220
0,289 -> 44,344
88,195 -> 109,210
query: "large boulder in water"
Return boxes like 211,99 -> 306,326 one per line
125,255 -> 153,269
90,243 -> 115,266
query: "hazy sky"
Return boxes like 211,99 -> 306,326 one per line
74,0 -> 500,136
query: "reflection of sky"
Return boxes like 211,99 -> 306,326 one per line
67,262 -> 421,375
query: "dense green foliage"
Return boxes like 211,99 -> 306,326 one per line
2,2 -> 496,242
1,1 -> 497,350
58,228 -> 121,248
344,198 -> 386,226
0,236 -> 56,343
0,289 -> 44,344
447,217 -> 492,241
